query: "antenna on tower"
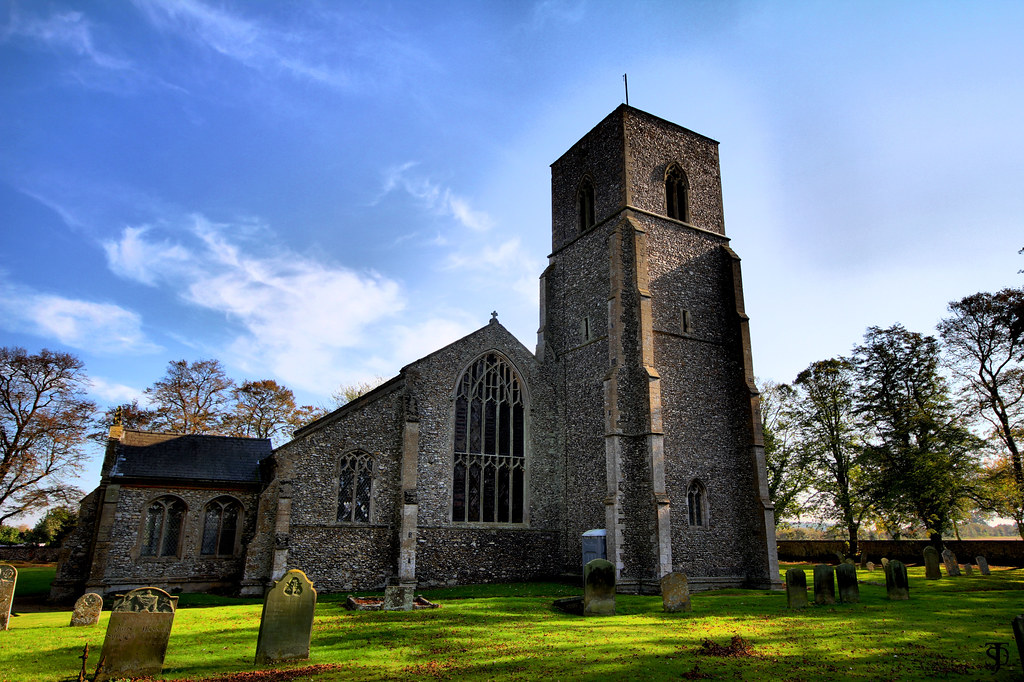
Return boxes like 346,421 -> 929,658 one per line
623,73 -> 629,106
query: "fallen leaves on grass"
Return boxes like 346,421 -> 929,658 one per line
697,635 -> 756,657
183,664 -> 346,681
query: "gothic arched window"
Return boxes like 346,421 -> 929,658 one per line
665,164 -> 689,222
687,480 -> 708,528
577,177 -> 596,233
452,353 -> 526,523
141,495 -> 186,558
200,496 -> 242,556
337,451 -> 374,523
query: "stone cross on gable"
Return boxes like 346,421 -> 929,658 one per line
490,311 -> 499,323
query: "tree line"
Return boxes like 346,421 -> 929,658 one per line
0,351 -> 379,530
762,287 -> 1024,554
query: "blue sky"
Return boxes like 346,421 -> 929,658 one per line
2,1 -> 1023,499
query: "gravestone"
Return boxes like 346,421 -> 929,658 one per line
660,572 -> 691,613
867,561 -> 875,572
962,563 -> 973,576
96,587 -> 177,682
884,559 -> 909,600
1013,615 -> 1024,675
881,557 -> 889,567
976,556 -> 990,575
583,558 -> 615,616
70,592 -> 103,627
383,580 -> 415,611
813,564 -> 836,605
836,563 -> 859,603
941,548 -> 961,577
0,564 -> 15,631
859,554 -> 868,569
255,569 -> 318,664
922,546 -> 941,580
785,568 -> 808,610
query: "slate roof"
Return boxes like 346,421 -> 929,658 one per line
109,433 -> 270,484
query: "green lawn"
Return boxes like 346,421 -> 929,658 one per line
2,564 -> 1023,681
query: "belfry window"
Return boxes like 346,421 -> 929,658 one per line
141,495 -> 186,558
337,451 -> 374,523
687,480 -> 708,527
200,496 -> 242,556
577,177 -> 595,232
665,164 -> 689,222
452,353 -> 526,523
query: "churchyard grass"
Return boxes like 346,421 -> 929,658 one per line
2,563 -> 1023,681
10,563 -> 56,597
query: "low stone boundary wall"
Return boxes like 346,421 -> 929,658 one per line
0,546 -> 61,563
778,539 -> 1024,566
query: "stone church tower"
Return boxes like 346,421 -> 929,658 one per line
538,105 -> 780,591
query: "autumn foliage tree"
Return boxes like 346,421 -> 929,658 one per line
0,347 -> 94,524
144,359 -> 234,435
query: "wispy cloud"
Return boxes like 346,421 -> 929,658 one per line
88,376 -> 146,405
444,237 -> 543,309
0,277 -> 160,355
2,9 -> 130,70
379,163 -> 494,232
103,216 -> 407,393
530,0 -> 587,29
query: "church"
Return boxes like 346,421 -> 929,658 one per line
51,105 -> 781,601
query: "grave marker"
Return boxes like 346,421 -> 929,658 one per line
70,592 -> 103,627
836,563 -> 859,603
976,556 -> 990,575
922,546 -> 941,580
583,558 -> 615,616
962,563 -> 973,576
255,569 -> 318,664
941,548 -> 961,577
785,568 -> 808,610
95,587 -> 177,682
884,559 -> 909,600
813,564 -> 836,605
1013,615 -> 1024,676
660,572 -> 691,613
867,561 -> 875,572
0,564 -> 15,631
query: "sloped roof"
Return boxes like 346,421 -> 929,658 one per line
109,433 -> 270,484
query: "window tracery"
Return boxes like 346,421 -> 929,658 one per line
200,496 -> 242,556
337,451 -> 374,523
141,495 -> 186,558
665,164 -> 689,222
687,480 -> 708,528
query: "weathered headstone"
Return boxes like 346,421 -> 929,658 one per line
866,561 -> 875,572
1013,615 -> 1024,675
813,564 -> 836,605
884,559 -> 909,600
0,564 -> 15,631
785,568 -> 808,610
660,572 -> 691,613
922,546 -> 942,580
255,569 -> 318,664
976,556 -> 990,575
583,558 -> 615,616
836,563 -> 859,603
96,587 -> 177,682
70,592 -> 103,627
941,548 -> 961,577
962,562 -> 973,576
859,554 -> 868,569
881,557 -> 889,567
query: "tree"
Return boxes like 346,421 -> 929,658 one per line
853,325 -> 983,550
0,347 -> 93,524
759,379 -> 813,523
24,504 -> 77,546
145,359 -> 234,434
226,380 -> 298,444
0,525 -> 22,544
331,377 -> 387,407
938,288 -> 1024,538
792,358 -> 871,558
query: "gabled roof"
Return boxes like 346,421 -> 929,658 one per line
109,432 -> 270,484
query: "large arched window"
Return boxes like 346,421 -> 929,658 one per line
577,177 -> 595,233
200,496 -> 242,556
141,495 -> 186,558
687,480 -> 709,528
452,353 -> 526,523
665,164 -> 689,222
337,451 -> 374,523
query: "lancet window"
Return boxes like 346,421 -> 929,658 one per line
665,164 -> 689,222
141,495 -> 186,558
200,496 -> 242,556
687,480 -> 708,528
337,451 -> 374,523
577,177 -> 596,232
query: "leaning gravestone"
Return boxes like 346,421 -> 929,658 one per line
836,563 -> 859,603
1013,615 -> 1024,675
96,587 -> 177,682
0,564 -> 16,631
813,564 -> 836,605
660,571 -> 691,613
255,569 -> 318,664
583,558 -> 615,616
941,548 -> 961,577
884,559 -> 909,600
70,592 -> 103,627
881,557 -> 889,567
867,561 -> 875,572
922,546 -> 942,580
962,562 -> 973,576
785,568 -> 808,610
976,556 -> 991,575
